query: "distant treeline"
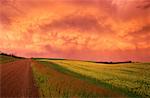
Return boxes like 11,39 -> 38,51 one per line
0,52 -> 133,63
32,58 -> 66,60
0,52 -> 24,59
95,61 -> 132,64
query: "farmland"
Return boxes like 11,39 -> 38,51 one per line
1,54 -> 150,98
31,60 -> 123,98
38,59 -> 150,98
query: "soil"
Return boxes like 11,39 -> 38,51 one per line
0,59 -> 39,98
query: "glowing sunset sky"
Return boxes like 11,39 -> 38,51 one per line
0,0 -> 150,61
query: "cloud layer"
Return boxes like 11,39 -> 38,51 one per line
0,0 -> 150,61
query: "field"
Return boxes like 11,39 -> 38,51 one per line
37,59 -> 150,98
0,54 -> 150,98
31,60 -> 122,98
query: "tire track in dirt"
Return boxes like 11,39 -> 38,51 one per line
0,59 -> 39,98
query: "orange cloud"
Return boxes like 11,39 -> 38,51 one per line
0,0 -> 150,61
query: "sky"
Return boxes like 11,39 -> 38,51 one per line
0,0 -> 150,62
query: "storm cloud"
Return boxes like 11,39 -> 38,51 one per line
0,0 -> 150,61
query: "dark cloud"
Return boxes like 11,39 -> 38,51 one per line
0,12 -> 11,25
69,0 -> 117,14
130,25 -> 150,36
68,0 -> 97,5
44,45 -> 62,55
123,25 -> 150,45
39,14 -> 111,34
137,0 -> 150,9
0,0 -> 24,29
140,25 -> 150,33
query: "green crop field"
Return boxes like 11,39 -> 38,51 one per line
38,59 -> 150,98
32,60 -> 124,98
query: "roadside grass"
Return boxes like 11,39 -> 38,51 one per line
32,66 -> 50,97
0,55 -> 20,64
31,61 -> 122,98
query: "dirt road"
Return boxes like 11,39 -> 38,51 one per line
0,59 -> 39,98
